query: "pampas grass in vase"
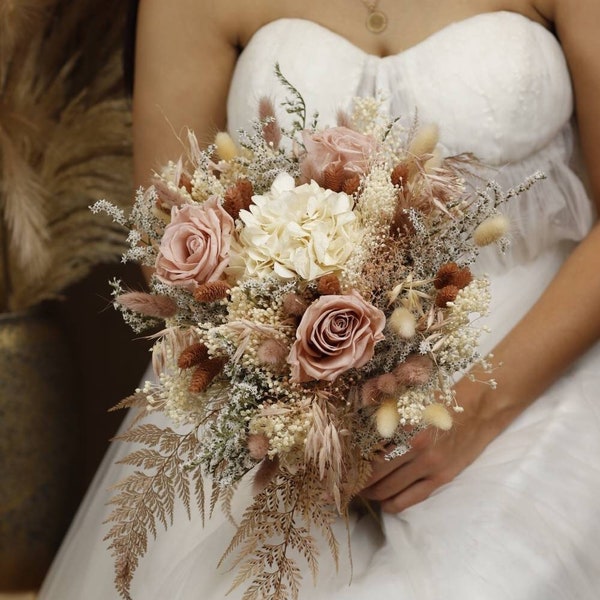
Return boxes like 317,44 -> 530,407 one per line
0,0 -> 133,313
0,0 -> 135,589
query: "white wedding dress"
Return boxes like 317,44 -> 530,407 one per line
39,12 -> 600,600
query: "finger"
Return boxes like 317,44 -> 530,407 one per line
362,457 -> 423,502
380,479 -> 438,514
365,447 -> 414,487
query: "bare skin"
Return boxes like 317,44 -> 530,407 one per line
134,0 -> 600,513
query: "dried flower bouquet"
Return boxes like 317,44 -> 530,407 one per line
94,67 -> 542,599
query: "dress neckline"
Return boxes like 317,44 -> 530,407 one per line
243,11 -> 556,61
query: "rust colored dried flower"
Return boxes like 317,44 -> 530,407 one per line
177,343 -> 209,369
434,262 -> 460,289
393,354 -> 433,386
435,285 -> 459,307
189,357 -> 225,393
391,163 -> 409,187
452,267 -> 473,289
342,173 -> 361,195
434,262 -> 472,290
193,280 -> 231,303
282,292 -> 308,317
223,179 -> 254,219
317,274 -> 342,295
322,162 -> 346,192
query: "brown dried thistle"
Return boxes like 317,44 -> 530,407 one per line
193,280 -> 231,303
282,292 -> 307,317
342,173 -> 361,195
391,163 -> 409,187
434,262 -> 473,290
435,284 -> 459,308
189,357 -> 226,393
177,342 -> 209,369
322,162 -> 346,192
223,179 -> 254,220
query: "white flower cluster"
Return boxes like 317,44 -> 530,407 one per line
437,278 -> 491,368
248,402 -> 312,458
230,173 -> 362,281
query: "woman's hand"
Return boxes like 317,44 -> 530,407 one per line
360,379 -> 511,513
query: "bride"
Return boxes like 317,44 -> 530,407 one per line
39,0 -> 600,598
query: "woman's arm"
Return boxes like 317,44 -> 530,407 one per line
132,0 -> 240,188
362,0 -> 600,513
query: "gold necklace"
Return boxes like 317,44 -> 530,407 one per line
361,0 -> 388,34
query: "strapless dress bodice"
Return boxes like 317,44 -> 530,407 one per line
227,12 -> 594,270
228,12 -> 571,164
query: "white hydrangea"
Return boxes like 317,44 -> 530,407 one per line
229,173 -> 362,281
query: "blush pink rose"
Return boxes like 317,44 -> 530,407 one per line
155,198 -> 234,290
300,126 -> 377,185
288,290 -> 386,383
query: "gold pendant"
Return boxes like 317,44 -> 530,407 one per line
366,10 -> 388,34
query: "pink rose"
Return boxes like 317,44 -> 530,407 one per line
155,198 -> 234,290
300,126 -> 377,186
288,291 -> 386,383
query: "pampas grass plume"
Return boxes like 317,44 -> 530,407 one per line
473,214 -> 509,246
375,398 -> 400,438
214,131 -> 238,161
388,307 -> 417,339
422,403 -> 453,431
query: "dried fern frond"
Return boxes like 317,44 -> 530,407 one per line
221,467 -> 340,600
104,423 -> 203,600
